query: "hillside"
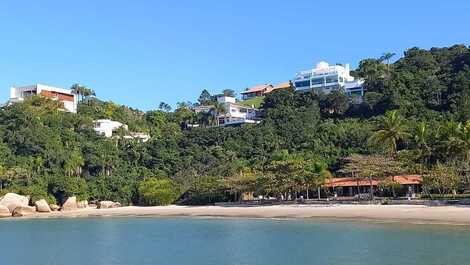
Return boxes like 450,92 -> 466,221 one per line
0,44 -> 469,205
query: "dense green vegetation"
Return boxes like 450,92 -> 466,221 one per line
1,45 -> 469,205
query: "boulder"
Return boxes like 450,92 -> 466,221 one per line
97,201 -> 121,209
61,196 -> 77,211
12,206 -> 36,217
50,204 -> 60,211
35,199 -> 51,213
0,193 -> 29,212
0,205 -> 11,218
77,200 -> 88,209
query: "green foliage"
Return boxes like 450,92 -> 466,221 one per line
138,178 -> 180,206
1,45 -> 470,204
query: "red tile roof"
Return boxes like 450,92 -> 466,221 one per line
323,175 -> 422,188
240,84 -> 273,94
272,81 -> 292,90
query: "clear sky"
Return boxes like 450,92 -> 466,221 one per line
1,0 -> 469,110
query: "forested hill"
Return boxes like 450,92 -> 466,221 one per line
0,44 -> 469,205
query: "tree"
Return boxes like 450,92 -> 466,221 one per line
198,89 -> 212,105
209,102 -> 226,126
303,161 -> 331,199
412,122 -> 432,170
138,178 -> 180,206
439,120 -> 470,163
222,89 -> 236,97
71,83 -> 95,102
338,154 -> 403,199
369,110 -> 410,157
158,102 -> 172,112
319,91 -> 350,115
423,163 -> 460,195
379,52 -> 396,73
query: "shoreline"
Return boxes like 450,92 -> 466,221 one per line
3,204 -> 470,226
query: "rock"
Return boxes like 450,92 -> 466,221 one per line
12,206 -> 36,217
35,199 -> 51,213
61,196 -> 77,211
77,200 -> 88,209
50,204 -> 60,211
97,201 -> 121,209
0,205 -> 11,218
0,193 -> 29,212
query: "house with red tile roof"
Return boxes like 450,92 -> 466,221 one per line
240,84 -> 274,100
323,175 -> 422,197
271,81 -> 294,93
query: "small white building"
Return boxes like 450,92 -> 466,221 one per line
9,84 -> 78,113
216,96 -> 259,126
294,61 -> 365,96
93,119 -> 128,137
93,119 -> 150,142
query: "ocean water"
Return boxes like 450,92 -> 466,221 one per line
1,217 -> 470,265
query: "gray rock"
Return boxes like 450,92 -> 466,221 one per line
12,206 -> 36,217
0,193 -> 29,212
0,205 -> 11,218
35,199 -> 51,213
61,196 -> 77,211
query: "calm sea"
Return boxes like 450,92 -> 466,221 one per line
1,217 -> 470,265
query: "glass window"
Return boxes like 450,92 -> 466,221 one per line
294,80 -> 310,87
325,75 -> 338,83
311,78 -> 323,85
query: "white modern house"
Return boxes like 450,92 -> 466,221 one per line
93,119 -> 150,142
93,119 -> 128,137
215,95 -> 259,126
9,84 -> 78,113
294,61 -> 365,97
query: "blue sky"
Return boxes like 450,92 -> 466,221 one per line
1,0 -> 469,110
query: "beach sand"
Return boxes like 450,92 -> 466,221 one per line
5,204 -> 470,225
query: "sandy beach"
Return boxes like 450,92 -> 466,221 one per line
4,204 -> 470,225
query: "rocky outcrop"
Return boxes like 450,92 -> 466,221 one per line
12,206 -> 36,217
97,201 -> 121,209
50,204 -> 60,211
77,200 -> 88,209
0,193 -> 29,212
0,205 -> 11,218
35,199 -> 51,213
61,196 -> 77,211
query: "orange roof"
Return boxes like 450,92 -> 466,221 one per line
324,175 -> 422,188
240,84 -> 273,94
272,81 -> 292,90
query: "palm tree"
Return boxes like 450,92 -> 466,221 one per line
414,122 -> 432,169
210,102 -> 226,126
369,110 -> 410,157
440,120 -> 470,162
71,83 -> 95,102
